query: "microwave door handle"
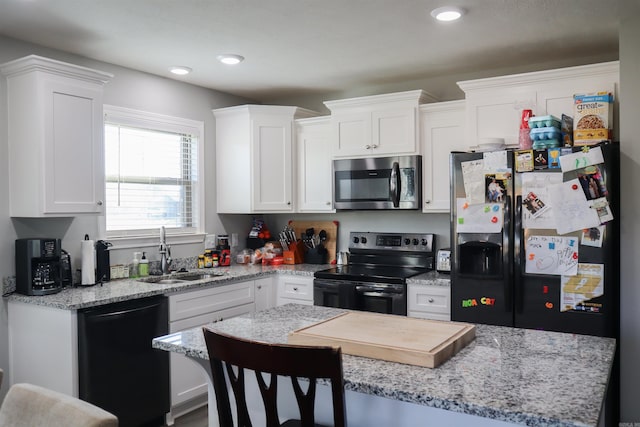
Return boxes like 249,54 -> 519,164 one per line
390,161 -> 401,207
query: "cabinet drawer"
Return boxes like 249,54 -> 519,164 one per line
169,281 -> 254,322
277,277 -> 313,304
407,285 -> 450,315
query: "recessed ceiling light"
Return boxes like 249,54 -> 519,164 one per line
217,54 -> 245,65
430,6 -> 465,22
169,66 -> 192,75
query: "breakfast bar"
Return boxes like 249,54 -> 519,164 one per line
152,303 -> 616,427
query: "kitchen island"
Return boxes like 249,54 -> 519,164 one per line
153,303 -> 615,427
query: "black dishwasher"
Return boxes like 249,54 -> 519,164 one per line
78,296 -> 170,427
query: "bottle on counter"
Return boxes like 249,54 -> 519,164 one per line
130,251 -> 141,278
204,250 -> 213,268
197,254 -> 205,269
139,252 -> 149,277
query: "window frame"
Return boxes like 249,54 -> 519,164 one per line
101,105 -> 205,246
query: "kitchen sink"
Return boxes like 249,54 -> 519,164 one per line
138,272 -> 225,284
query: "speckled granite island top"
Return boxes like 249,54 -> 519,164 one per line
4,265 -> 448,310
153,303 -> 615,427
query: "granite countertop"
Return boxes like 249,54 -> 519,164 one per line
4,264 -> 449,310
153,303 -> 615,427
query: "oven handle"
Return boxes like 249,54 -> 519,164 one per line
355,285 -> 403,297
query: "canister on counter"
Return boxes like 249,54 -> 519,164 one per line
204,250 -> 213,268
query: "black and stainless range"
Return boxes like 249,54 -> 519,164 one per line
314,232 -> 435,315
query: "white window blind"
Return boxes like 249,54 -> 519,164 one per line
104,106 -> 203,238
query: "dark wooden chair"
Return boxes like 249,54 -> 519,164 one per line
202,327 -> 346,427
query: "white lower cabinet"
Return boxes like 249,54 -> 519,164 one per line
254,277 -> 276,311
407,284 -> 451,321
276,275 -> 314,306
167,281 -> 255,422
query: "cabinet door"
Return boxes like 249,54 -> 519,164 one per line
254,277 -> 275,312
43,79 -> 105,214
296,118 -> 334,212
332,111 -> 371,157
276,276 -> 314,306
169,302 -> 254,408
372,107 -> 417,155
464,89 -> 537,147
251,115 -> 293,211
420,101 -> 467,212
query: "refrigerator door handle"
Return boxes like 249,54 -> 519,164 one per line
503,195 -> 513,313
514,195 -> 524,313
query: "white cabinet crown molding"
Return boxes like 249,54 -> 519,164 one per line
0,54 -> 113,84
418,99 -> 466,114
457,61 -> 620,92
324,89 -> 438,112
213,104 -> 319,119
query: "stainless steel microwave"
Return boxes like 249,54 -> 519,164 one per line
333,155 -> 422,210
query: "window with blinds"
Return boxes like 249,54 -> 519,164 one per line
104,106 -> 204,238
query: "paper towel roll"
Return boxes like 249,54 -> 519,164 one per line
81,239 -> 96,285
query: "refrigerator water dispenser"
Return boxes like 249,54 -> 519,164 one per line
458,240 -> 502,276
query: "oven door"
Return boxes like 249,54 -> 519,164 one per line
354,282 -> 407,315
313,279 -> 356,309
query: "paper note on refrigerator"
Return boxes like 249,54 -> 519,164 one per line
559,146 -> 604,172
521,172 -> 563,229
547,179 -> 601,235
560,263 -> 604,312
525,235 -> 579,276
461,159 -> 486,205
456,198 -> 503,233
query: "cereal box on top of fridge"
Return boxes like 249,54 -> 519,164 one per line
573,91 -> 613,145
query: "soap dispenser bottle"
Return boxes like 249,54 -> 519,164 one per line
130,252 -> 142,278
139,252 -> 149,277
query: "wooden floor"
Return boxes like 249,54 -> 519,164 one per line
169,406 -> 208,427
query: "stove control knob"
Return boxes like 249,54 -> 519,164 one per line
412,238 -> 419,245
361,237 -> 367,244
353,237 -> 360,244
404,238 -> 411,245
421,238 -> 429,246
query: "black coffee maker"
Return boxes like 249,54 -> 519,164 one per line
15,238 -> 63,295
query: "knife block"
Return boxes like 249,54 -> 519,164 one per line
283,241 -> 305,264
304,245 -> 327,264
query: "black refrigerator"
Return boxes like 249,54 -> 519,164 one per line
450,142 -> 620,425
450,141 -> 619,338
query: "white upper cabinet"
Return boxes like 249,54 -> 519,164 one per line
325,90 -> 437,158
420,100 -> 466,213
458,61 -> 619,147
295,116 -> 334,212
0,55 -> 112,217
213,105 -> 318,213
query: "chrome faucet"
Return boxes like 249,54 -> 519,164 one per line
159,226 -> 172,274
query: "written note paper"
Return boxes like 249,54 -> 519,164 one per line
547,178 -> 600,235
461,159 -> 486,204
525,235 -> 579,276
559,146 -> 604,172
456,198 -> 503,233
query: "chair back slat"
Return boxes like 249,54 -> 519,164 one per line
203,327 -> 346,427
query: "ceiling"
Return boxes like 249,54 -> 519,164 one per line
0,0 -> 619,102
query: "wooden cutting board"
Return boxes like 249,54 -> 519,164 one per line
288,220 -> 339,264
288,312 -> 475,368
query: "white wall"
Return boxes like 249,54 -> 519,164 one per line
0,36 -> 255,399
619,1 -> 640,423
